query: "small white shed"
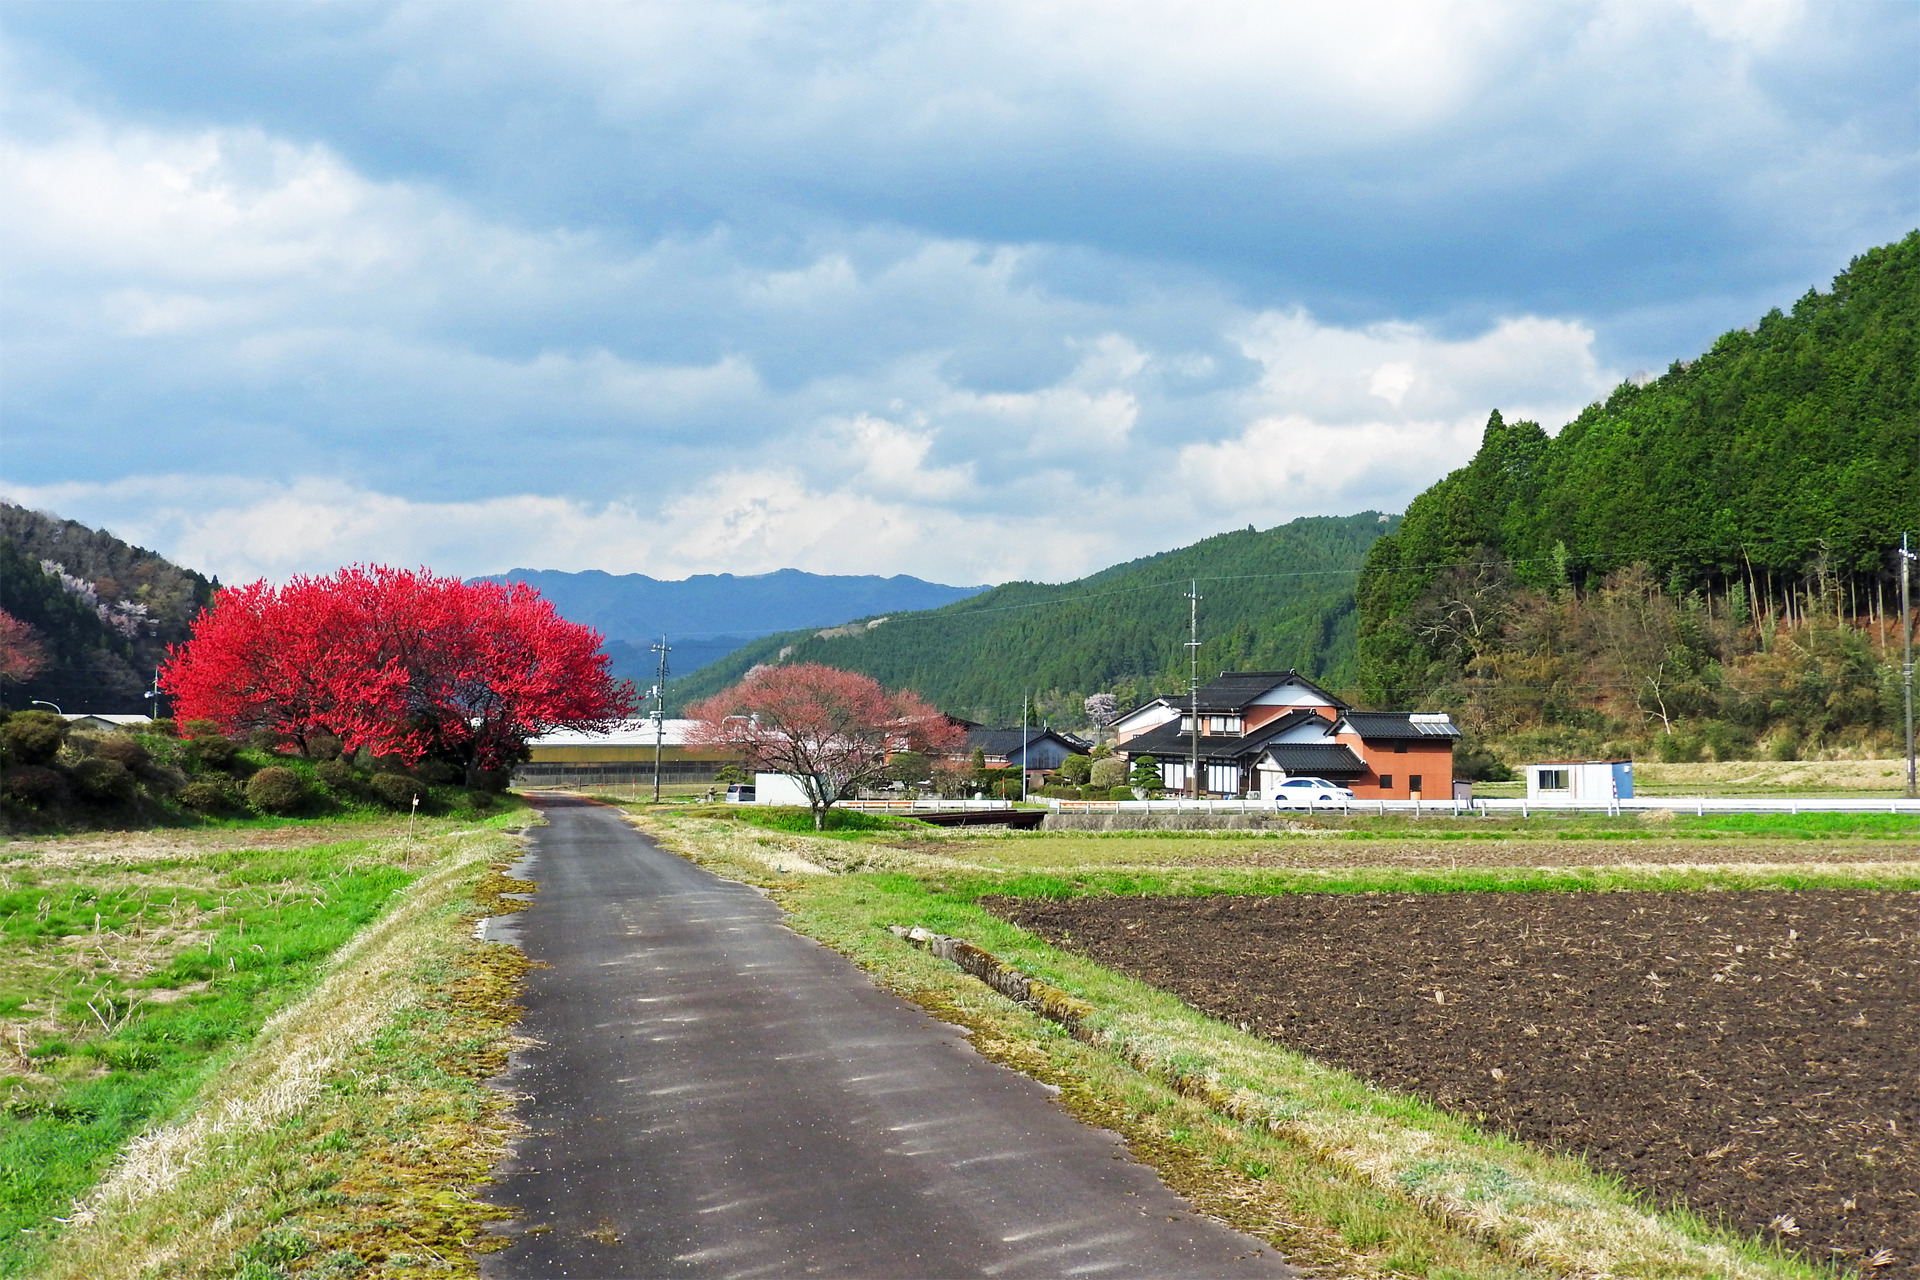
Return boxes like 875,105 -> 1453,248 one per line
753,772 -> 818,806
1525,759 -> 1633,802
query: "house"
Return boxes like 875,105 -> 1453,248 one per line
944,726 -> 1091,787
1525,759 -> 1633,802
1112,670 -> 1461,799
514,718 -> 741,788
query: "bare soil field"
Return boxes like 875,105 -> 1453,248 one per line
988,890 -> 1919,1275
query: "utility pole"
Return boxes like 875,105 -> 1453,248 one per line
1901,533 -> 1915,800
651,635 -> 671,803
1020,690 -> 1029,803
1186,580 -> 1202,801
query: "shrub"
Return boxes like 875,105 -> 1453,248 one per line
461,788 -> 494,812
245,766 -> 308,815
181,733 -> 240,772
149,717 -> 176,737
370,772 -> 424,809
181,719 -> 223,738
315,758 -> 357,790
0,711 -> 68,766
1088,757 -> 1128,790
1452,741 -> 1513,782
1656,732 -> 1704,764
304,733 -> 344,761
176,780 -> 233,813
412,759 -> 458,785
1056,754 -> 1093,786
72,757 -> 138,804
94,734 -> 152,772
1,765 -> 66,808
1107,785 -> 1136,801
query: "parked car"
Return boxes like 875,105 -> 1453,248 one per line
1270,777 -> 1355,807
725,783 -> 757,804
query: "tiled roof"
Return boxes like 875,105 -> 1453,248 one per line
962,727 -> 1084,758
1256,743 -> 1368,778
1190,669 -> 1349,712
1342,712 -> 1462,740
1121,708 -> 1327,761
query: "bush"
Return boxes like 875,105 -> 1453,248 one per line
1107,785 -> 1136,801
1089,757 -> 1128,790
1,765 -> 66,808
1056,754 -> 1093,786
304,733 -> 344,761
181,733 -> 240,772
315,758 -> 357,790
72,757 -> 138,804
181,719 -> 223,738
370,772 -> 424,809
1656,731 -> 1704,764
149,717 -> 176,737
245,766 -> 308,815
94,734 -> 152,772
412,759 -> 459,785
176,780 -> 234,813
461,788 -> 494,812
0,711 -> 68,766
1452,741 -> 1513,782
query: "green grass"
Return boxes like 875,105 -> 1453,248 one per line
0,805 -> 531,1273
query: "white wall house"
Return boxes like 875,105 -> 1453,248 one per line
1525,759 -> 1634,802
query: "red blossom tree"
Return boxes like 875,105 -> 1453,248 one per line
686,662 -> 962,829
0,610 -> 48,688
161,566 -> 635,784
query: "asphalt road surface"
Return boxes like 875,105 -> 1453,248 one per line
481,795 -> 1296,1278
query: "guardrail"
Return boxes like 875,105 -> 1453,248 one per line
838,798 -> 1017,812
1045,796 -> 1920,817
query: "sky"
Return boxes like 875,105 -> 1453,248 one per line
1,0 -> 1915,588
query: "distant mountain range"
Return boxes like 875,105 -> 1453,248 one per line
477,568 -> 988,685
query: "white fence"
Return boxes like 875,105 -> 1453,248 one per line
1045,796 -> 1920,817
839,798 -> 1016,813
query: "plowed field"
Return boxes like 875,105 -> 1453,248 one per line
987,890 -> 1919,1274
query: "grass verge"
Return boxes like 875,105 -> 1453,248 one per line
632,810 -> 1870,1280
3,810 -> 536,1278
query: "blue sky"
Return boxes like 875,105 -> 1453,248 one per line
2,0 -> 1914,586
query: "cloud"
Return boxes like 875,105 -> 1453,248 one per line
0,2 -> 1910,590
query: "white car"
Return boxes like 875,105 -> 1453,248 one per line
1270,777 -> 1356,807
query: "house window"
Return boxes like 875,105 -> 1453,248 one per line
1378,774 -> 1393,791
1537,768 -> 1570,791
1409,774 -> 1423,795
1160,761 -> 1188,791
1206,716 -> 1241,735
1205,764 -> 1238,794
1394,741 -> 1407,753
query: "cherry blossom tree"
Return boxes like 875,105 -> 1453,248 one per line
162,566 -> 634,784
0,610 -> 48,688
686,662 -> 962,829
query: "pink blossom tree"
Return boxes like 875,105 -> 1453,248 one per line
687,662 -> 963,829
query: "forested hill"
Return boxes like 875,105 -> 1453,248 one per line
1357,231 -> 1920,706
0,504 -> 217,713
667,513 -> 1397,725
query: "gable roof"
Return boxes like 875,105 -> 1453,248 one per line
1191,670 -> 1348,713
960,727 -> 1089,759
1341,711 -> 1463,741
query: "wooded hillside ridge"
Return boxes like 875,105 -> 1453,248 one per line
0,505 -> 217,713
667,513 -> 1397,726
1353,232 -> 1918,763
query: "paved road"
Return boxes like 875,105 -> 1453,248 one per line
482,795 -> 1296,1278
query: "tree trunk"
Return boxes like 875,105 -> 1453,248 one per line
812,803 -> 826,831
